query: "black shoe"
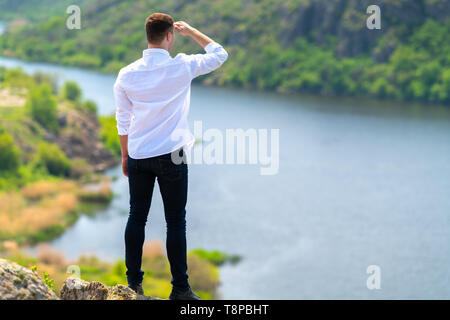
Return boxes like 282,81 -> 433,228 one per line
169,286 -> 201,300
128,283 -> 144,295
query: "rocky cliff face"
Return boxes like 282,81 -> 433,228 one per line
0,259 -> 160,300
49,108 -> 118,172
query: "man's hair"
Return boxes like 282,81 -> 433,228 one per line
145,13 -> 174,44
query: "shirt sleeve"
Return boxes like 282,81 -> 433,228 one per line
114,78 -> 133,136
184,41 -> 229,79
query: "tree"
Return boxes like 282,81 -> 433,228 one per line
61,80 -> 82,101
34,142 -> 71,177
0,131 -> 21,173
25,83 -> 59,132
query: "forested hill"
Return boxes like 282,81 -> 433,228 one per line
0,0 -> 88,22
0,0 -> 449,105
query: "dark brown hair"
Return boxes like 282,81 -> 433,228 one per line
145,13 -> 174,44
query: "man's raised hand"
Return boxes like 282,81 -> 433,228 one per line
174,21 -> 193,36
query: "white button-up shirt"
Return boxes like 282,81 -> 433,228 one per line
114,41 -> 228,159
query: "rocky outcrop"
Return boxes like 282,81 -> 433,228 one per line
0,259 -> 58,300
0,259 -> 163,300
46,108 -> 118,172
60,278 -> 158,300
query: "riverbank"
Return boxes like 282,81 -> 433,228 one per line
0,66 -> 118,245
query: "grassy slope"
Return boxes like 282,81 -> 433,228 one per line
0,0 -> 449,104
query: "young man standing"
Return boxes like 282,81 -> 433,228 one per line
114,13 -> 228,300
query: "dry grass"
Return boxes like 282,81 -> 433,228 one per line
0,87 -> 27,107
1,179 -> 113,243
0,240 -> 20,254
21,180 -> 77,201
77,181 -> 112,203
37,244 -> 67,267
142,240 -> 166,259
0,180 -> 78,239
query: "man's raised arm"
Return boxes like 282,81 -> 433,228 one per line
174,21 -> 229,79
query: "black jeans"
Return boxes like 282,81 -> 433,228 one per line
125,147 -> 189,290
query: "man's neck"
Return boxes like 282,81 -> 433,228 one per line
148,44 -> 169,51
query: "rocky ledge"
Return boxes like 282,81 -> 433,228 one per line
0,259 -> 161,300
0,258 -> 58,300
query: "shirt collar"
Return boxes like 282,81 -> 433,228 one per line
143,48 -> 170,57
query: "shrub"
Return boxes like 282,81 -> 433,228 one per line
25,83 -> 59,132
33,143 -> 71,177
4,68 -> 35,88
0,66 -> 6,82
33,72 -> 58,94
0,131 -> 21,174
99,116 -> 121,158
190,249 -> 228,266
80,100 -> 97,114
61,81 -> 82,101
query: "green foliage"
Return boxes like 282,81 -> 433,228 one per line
25,83 -> 59,132
33,142 -> 71,177
0,1 -> 449,105
191,248 -> 242,266
32,71 -> 58,94
61,81 -> 82,101
190,249 -> 228,266
0,66 -> 6,82
79,100 -> 98,114
42,271 -> 56,291
4,67 -> 35,88
0,0 -> 88,23
28,265 -> 55,291
0,130 -> 20,174
99,115 -> 121,158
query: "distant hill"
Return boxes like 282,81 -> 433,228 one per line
0,0 -> 449,104
0,0 -> 88,22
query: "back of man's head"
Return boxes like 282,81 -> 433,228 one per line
145,13 -> 174,45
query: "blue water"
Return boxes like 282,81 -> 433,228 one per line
1,51 -> 450,299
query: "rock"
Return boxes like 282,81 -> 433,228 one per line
44,108 -> 119,172
60,278 -> 160,300
106,284 -> 138,300
0,259 -> 163,300
60,278 -> 109,300
0,259 -> 58,300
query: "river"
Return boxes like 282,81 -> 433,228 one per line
1,42 -> 450,299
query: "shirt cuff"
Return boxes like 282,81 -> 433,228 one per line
117,127 -> 129,135
204,41 -> 222,53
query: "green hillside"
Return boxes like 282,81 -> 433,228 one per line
0,0 -> 449,104
0,0 -> 88,22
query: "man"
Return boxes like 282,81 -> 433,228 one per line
114,13 -> 228,300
